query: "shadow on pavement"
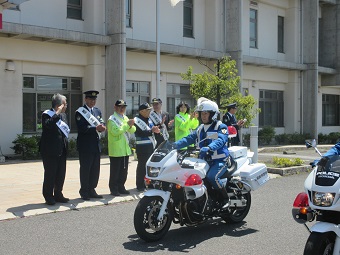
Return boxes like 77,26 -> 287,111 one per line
124,219 -> 257,253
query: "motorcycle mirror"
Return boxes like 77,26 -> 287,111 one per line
305,139 -> 316,149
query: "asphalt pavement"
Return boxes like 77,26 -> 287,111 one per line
0,144 -> 332,221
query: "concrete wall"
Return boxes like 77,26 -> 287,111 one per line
3,0 -> 106,34
0,37 -> 105,154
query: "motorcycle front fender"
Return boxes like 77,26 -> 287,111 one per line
144,189 -> 170,201
144,189 -> 171,221
310,222 -> 340,237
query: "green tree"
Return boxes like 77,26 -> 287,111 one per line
181,56 -> 259,126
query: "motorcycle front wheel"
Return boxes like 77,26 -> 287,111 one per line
304,232 -> 335,255
221,192 -> 251,223
134,196 -> 173,242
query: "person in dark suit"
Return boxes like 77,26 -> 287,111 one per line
150,98 -> 173,148
134,103 -> 160,191
75,90 -> 106,200
40,93 -> 70,205
222,103 -> 245,146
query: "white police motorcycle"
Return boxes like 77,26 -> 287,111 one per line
133,130 -> 269,242
292,139 -> 340,255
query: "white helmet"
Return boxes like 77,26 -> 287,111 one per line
196,97 -> 219,121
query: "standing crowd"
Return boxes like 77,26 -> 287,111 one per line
39,91 -> 244,205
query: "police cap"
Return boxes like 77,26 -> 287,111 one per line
227,103 -> 237,110
84,90 -> 99,99
115,99 -> 128,106
151,98 -> 162,104
139,102 -> 153,111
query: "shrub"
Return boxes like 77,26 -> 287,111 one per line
272,156 -> 304,167
67,138 -> 79,158
258,126 -> 275,145
11,134 -> 41,160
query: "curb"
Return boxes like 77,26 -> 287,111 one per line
0,192 -> 144,221
267,165 -> 311,176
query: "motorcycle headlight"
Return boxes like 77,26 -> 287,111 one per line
147,166 -> 161,177
312,192 -> 335,207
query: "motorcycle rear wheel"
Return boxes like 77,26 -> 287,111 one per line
221,192 -> 251,223
134,196 -> 173,242
304,232 -> 335,255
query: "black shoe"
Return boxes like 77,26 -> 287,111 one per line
81,196 -> 90,201
118,189 -> 130,195
89,192 -> 103,199
110,191 -> 120,196
45,198 -> 56,205
55,196 -> 70,203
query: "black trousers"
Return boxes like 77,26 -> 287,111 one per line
42,149 -> 67,200
136,152 -> 152,189
109,156 -> 129,193
78,150 -> 100,197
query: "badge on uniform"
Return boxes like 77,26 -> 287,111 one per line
221,128 -> 227,134
77,116 -> 81,121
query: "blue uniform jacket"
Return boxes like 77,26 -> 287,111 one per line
175,121 -> 229,158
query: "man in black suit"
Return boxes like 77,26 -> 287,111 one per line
75,90 -> 106,200
40,93 -> 70,205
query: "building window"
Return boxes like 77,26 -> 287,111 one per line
183,0 -> 193,38
322,94 -> 340,126
126,81 -> 150,117
126,0 -> 131,27
259,90 -> 284,127
23,76 -> 83,133
167,84 -> 196,118
67,0 -> 82,20
278,16 -> 284,53
250,8 -> 257,48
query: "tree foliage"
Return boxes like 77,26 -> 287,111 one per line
181,57 -> 260,126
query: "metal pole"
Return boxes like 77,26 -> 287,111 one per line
156,0 -> 160,98
250,126 -> 258,163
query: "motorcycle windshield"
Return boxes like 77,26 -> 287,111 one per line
316,155 -> 340,186
149,140 -> 174,162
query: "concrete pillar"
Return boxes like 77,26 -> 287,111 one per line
225,0 -> 243,78
105,0 -> 126,118
302,1 -> 318,139
250,126 -> 258,163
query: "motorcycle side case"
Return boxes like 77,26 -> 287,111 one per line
239,163 -> 269,190
228,146 -> 248,159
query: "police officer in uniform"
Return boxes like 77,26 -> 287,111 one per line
222,103 -> 245,146
134,103 -> 160,191
174,98 -> 231,207
75,90 -> 106,200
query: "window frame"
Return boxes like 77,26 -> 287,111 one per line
126,0 -> 131,28
183,0 -> 194,38
166,83 -> 196,118
67,0 -> 82,20
250,8 -> 258,49
322,94 -> 340,126
126,80 -> 151,118
278,16 -> 284,53
259,89 -> 284,127
22,75 -> 83,133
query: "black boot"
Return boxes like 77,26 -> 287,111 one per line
219,182 -> 229,209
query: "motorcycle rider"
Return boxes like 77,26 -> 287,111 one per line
174,98 -> 230,206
